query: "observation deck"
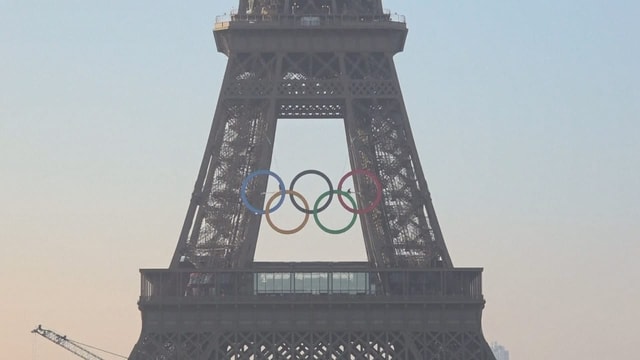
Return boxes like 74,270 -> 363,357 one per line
136,264 -> 489,356
139,262 -> 484,308
213,9 -> 408,54
214,11 -> 406,31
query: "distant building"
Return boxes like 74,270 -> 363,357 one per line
491,342 -> 510,360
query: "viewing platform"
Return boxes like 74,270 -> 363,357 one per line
212,8 -> 408,54
139,262 -> 485,307
214,11 -> 406,30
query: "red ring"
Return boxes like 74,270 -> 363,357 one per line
337,169 -> 382,214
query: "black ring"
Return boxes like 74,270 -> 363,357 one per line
289,170 -> 333,214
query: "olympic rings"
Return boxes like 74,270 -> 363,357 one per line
289,169 -> 333,214
337,169 -> 383,214
313,190 -> 358,234
265,190 -> 310,235
240,169 -> 382,234
240,169 -> 285,214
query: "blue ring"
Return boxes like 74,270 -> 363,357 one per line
240,170 -> 286,214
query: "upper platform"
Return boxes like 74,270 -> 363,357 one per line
139,262 -> 485,308
213,1 -> 407,54
214,11 -> 406,30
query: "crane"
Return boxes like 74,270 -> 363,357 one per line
31,325 -> 126,360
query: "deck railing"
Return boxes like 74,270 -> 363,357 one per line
214,12 -> 406,30
139,265 -> 483,304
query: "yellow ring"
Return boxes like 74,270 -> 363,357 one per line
264,190 -> 309,235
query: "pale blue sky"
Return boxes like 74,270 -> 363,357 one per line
1,1 -> 639,359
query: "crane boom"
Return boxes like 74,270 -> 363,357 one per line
32,325 -> 106,360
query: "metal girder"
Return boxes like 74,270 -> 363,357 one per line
32,325 -> 106,360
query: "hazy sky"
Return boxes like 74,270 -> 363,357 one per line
1,1 -> 639,359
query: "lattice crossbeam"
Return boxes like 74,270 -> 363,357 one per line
130,330 -> 495,360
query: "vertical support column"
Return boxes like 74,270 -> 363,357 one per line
386,56 -> 453,268
236,53 -> 283,266
340,52 -> 386,269
342,51 -> 452,268
170,53 -> 280,269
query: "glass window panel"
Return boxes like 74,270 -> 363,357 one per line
294,272 -> 313,293
312,272 -> 328,294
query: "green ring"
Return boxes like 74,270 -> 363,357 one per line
313,190 -> 358,235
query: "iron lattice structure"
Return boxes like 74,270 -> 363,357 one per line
130,1 -> 495,359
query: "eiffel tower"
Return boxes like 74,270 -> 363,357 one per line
129,1 -> 496,359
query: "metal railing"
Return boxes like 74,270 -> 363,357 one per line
214,11 -> 406,30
